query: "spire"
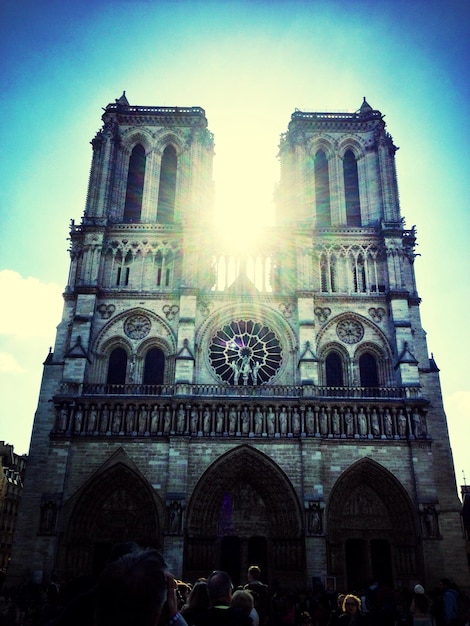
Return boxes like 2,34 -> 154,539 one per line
115,91 -> 129,107
358,97 -> 373,116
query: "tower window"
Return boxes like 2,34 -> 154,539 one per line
359,352 -> 379,387
314,150 -> 331,227
124,144 -> 146,223
343,150 -> 361,226
157,145 -> 177,223
143,348 -> 165,385
107,347 -> 127,385
325,352 -> 344,387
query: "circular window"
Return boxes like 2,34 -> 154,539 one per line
209,320 -> 282,385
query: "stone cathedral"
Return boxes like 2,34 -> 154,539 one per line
10,94 -> 467,591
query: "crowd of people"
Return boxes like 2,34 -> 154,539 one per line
0,545 -> 468,626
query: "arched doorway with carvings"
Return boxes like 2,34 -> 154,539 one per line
58,449 -> 165,579
184,445 -> 304,588
326,458 -> 420,591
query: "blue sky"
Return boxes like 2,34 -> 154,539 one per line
1,0 -> 469,490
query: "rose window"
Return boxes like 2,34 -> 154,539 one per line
209,320 -> 282,385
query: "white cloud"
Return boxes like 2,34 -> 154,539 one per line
0,270 -> 62,339
0,352 -> 25,374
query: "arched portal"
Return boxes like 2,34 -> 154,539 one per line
59,451 -> 164,579
185,445 -> 304,588
327,458 -> 420,592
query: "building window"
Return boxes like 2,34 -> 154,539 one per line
343,150 -> 361,226
107,347 -> 127,384
325,352 -> 344,387
315,150 -> 331,227
123,144 -> 146,223
143,348 -> 165,385
359,352 -> 379,387
157,145 -> 177,223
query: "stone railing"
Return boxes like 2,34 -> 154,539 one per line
57,382 -> 421,400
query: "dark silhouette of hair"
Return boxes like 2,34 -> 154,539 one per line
94,547 -> 167,626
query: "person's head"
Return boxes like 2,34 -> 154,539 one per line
186,580 -> 210,611
231,589 -> 254,616
207,570 -> 233,605
343,594 -> 361,614
337,593 -> 346,609
247,565 -> 261,582
94,546 -> 168,626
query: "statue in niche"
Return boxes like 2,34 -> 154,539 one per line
306,406 -> 314,434
100,405 -> 110,432
74,405 -> 84,433
139,405 -> 148,433
241,406 -> 250,434
112,405 -> 123,433
383,410 -> 393,436
190,407 -> 199,434
176,404 -> 186,433
307,502 -> 322,535
345,409 -> 354,437
358,408 -> 367,436
88,404 -> 98,432
398,410 -> 407,437
412,410 -> 422,437
57,404 -> 69,432
371,409 -> 380,436
254,408 -> 263,434
216,406 -> 225,433
423,505 -> 438,537
163,406 -> 172,434
150,405 -> 159,433
319,408 -> 328,435
168,501 -> 182,534
332,409 -> 340,435
125,405 -> 136,433
228,406 -> 237,433
267,407 -> 276,435
203,407 -> 211,433
39,501 -> 58,534
292,408 -> 300,435
279,407 -> 288,435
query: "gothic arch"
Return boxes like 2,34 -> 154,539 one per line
337,136 -> 365,160
59,448 -> 165,578
184,445 -> 305,586
317,342 -> 350,386
307,135 -> 335,160
327,458 -> 419,589
120,128 -> 154,154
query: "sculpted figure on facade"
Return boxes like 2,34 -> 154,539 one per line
126,405 -> 136,433
292,408 -> 301,435
168,500 -> 183,535
138,405 -> 148,433
267,407 -> 275,435
279,406 -> 288,435
228,406 -> 237,434
371,409 -> 380,436
163,406 -> 172,434
74,405 -> 84,433
358,408 -> 367,436
190,406 -> 199,434
56,404 -> 69,432
203,406 -> 211,433
332,409 -> 340,436
345,408 -> 354,437
100,404 -> 110,433
112,405 -> 122,433
149,406 -> 159,433
398,409 -> 407,437
241,406 -> 250,434
319,407 -> 328,436
306,406 -> 314,434
87,404 -> 98,433
383,409 -> 393,437
176,404 -> 186,433
307,502 -> 322,535
216,406 -> 225,433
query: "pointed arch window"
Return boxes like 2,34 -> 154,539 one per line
143,348 -> 165,385
359,352 -> 379,387
315,150 -> 331,227
124,144 -> 146,223
157,145 -> 177,223
343,149 -> 361,226
325,351 -> 344,387
107,347 -> 127,385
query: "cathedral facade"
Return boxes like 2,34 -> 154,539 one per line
10,95 -> 467,591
